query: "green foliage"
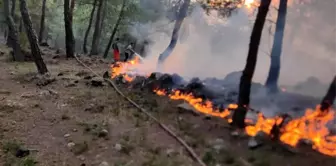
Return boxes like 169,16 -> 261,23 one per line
2,0 -> 173,52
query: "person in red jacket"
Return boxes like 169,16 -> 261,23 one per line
112,38 -> 120,62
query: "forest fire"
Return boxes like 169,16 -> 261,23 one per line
110,60 -> 336,157
110,55 -> 142,81
244,0 -> 255,8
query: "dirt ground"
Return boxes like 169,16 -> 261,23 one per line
0,44 -> 335,166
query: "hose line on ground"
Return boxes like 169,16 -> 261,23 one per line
74,54 -> 207,166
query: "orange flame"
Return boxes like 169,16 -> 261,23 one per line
244,0 -> 254,8
110,56 -> 142,81
169,90 -> 237,118
111,61 -> 336,157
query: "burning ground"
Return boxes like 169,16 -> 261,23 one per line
110,56 -> 336,157
0,45 -> 335,166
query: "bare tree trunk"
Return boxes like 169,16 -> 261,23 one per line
90,0 -> 103,55
320,76 -> 336,112
7,0 -> 16,46
19,0 -> 48,74
265,0 -> 288,93
70,0 -> 75,22
100,0 -> 106,32
4,0 -> 24,61
103,0 -> 127,58
157,0 -> 190,64
231,0 -> 271,129
11,0 -> 16,16
98,0 -> 107,53
19,18 -> 23,32
38,0 -> 47,44
83,0 -> 97,54
64,0 -> 75,58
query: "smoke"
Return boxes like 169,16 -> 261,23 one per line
130,0 -> 336,97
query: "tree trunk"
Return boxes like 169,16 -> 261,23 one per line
98,0 -> 107,53
7,0 -> 16,46
19,0 -> 48,74
64,0 -> 75,58
70,0 -> 75,23
83,0 -> 97,54
19,18 -> 23,32
320,76 -> 336,112
90,0 -> 103,55
157,0 -> 190,64
231,0 -> 271,129
11,0 -> 16,16
4,0 -> 24,61
100,0 -> 106,32
265,0 -> 288,93
38,0 -> 47,44
103,0 -> 127,58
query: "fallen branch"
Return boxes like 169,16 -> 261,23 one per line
73,54 -> 207,166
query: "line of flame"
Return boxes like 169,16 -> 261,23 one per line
110,61 -> 336,156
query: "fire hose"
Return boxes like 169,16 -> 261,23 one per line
73,54 -> 207,166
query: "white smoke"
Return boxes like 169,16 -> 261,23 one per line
129,0 -> 336,97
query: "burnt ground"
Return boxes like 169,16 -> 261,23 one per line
0,44 -> 335,166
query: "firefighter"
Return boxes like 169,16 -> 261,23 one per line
112,38 -> 120,62
124,42 -> 134,62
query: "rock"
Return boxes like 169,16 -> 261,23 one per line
114,143 -> 122,151
21,92 -> 35,98
211,138 -> 225,151
55,49 -> 65,55
65,82 -> 77,87
84,76 -> 93,80
15,148 -> 30,158
91,78 -> 104,87
72,141 -> 89,155
177,102 -> 200,116
248,132 -> 267,149
84,104 -> 105,113
57,72 -> 65,76
103,71 -> 110,79
47,89 -> 59,96
248,137 -> 259,149
99,161 -> 109,166
64,134 -> 71,138
72,129 -> 78,132
77,155 -> 85,161
76,71 -> 90,77
0,89 -> 11,95
165,148 -> 175,156
67,142 -> 76,148
39,90 -> 52,96
214,138 -> 224,144
98,129 -> 109,138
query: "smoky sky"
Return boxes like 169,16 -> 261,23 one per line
131,0 -> 336,88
